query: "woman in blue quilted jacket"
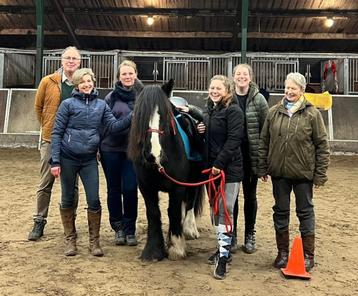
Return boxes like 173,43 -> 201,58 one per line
50,68 -> 132,257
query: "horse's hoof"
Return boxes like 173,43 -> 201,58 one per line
184,230 -> 200,240
167,246 -> 186,261
140,250 -> 166,262
167,251 -> 186,261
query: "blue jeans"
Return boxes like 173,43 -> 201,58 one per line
60,156 -> 101,211
100,151 -> 138,235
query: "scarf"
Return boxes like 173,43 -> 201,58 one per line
109,81 -> 136,109
284,95 -> 305,116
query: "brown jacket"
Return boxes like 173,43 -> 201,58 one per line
34,72 -> 62,142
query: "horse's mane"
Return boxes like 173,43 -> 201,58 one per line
128,83 -> 174,163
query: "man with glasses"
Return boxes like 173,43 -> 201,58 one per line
28,46 -> 81,241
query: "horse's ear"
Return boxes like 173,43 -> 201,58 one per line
162,79 -> 174,97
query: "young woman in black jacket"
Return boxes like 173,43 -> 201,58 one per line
197,75 -> 244,280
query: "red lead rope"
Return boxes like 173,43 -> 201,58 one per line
158,167 -> 232,233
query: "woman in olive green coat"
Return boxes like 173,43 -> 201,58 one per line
258,72 -> 330,272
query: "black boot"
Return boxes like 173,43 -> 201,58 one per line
213,229 -> 232,279
28,218 -> 47,241
214,255 -> 228,280
114,223 -> 126,246
274,230 -> 289,268
242,229 -> 257,254
302,234 -> 315,271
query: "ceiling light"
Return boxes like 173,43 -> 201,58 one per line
325,18 -> 334,28
147,16 -> 154,26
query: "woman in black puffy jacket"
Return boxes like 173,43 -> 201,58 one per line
199,75 -> 244,280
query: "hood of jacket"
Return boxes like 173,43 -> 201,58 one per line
247,82 -> 260,101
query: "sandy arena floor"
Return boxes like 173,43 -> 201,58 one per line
0,148 -> 357,296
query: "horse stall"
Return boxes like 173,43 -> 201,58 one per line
0,48 -> 358,152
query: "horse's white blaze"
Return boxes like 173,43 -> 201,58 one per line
168,235 -> 186,260
183,208 -> 200,239
149,106 -> 162,166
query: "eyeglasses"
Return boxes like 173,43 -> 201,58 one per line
62,56 -> 81,61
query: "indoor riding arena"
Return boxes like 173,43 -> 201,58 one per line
1,1 -> 358,296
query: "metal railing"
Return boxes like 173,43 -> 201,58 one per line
2,48 -> 358,94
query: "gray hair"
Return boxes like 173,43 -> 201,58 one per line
285,72 -> 306,92
72,68 -> 96,86
61,46 -> 81,59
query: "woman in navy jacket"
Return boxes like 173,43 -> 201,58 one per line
51,68 -> 132,257
100,60 -> 143,247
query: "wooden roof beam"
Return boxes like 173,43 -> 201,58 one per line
75,30 -> 358,40
75,30 -> 233,38
0,29 -> 65,35
2,29 -> 358,40
253,9 -> 358,18
248,32 -> 358,39
1,6 -> 358,18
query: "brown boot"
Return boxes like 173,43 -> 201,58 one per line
87,209 -> 104,257
273,230 -> 289,268
302,234 -> 315,271
60,207 -> 77,256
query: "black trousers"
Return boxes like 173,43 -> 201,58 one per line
271,177 -> 315,236
233,148 -> 258,235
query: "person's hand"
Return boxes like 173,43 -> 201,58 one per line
261,175 -> 269,182
211,166 -> 221,175
197,122 -> 206,134
51,166 -> 61,178
176,105 -> 189,113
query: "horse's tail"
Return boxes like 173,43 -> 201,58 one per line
187,162 -> 205,217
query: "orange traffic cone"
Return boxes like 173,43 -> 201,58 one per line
281,237 -> 311,279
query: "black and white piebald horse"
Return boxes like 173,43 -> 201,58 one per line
128,80 -> 204,261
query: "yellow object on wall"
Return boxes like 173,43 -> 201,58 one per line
304,91 -> 333,110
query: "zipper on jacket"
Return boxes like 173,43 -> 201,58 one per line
68,134 -> 71,142
283,116 -> 291,174
295,116 -> 300,134
86,97 -> 89,120
285,117 -> 291,143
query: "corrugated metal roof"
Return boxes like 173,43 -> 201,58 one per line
0,0 -> 357,52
